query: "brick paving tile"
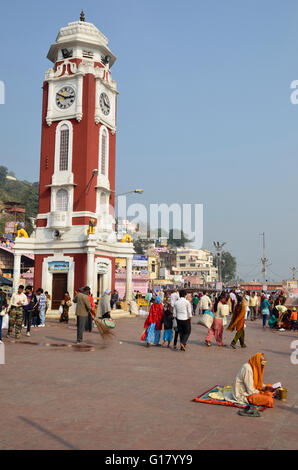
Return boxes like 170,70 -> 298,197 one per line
1,317 -> 297,450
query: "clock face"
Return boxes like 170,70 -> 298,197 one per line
99,92 -> 110,116
56,86 -> 76,110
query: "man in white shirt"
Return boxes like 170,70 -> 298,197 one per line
173,290 -> 192,351
7,285 -> 28,339
170,289 -> 180,308
199,291 -> 212,314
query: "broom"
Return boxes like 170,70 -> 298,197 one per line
93,317 -> 115,339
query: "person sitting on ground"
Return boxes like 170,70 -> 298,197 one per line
228,352 -> 275,408
275,298 -> 289,331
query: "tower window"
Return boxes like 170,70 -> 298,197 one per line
100,128 -> 108,176
56,189 -> 68,211
59,125 -> 69,171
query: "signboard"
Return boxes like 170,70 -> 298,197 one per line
263,285 -> 267,292
216,282 -> 223,291
48,261 -> 69,273
96,260 -> 109,274
133,255 -> 148,267
287,280 -> 298,290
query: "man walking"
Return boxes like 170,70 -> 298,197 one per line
249,291 -> 259,321
7,285 -> 28,339
173,290 -> 192,351
36,288 -> 47,327
199,290 -> 212,314
23,285 -> 38,337
73,287 -> 91,343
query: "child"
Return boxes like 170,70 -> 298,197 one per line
162,302 -> 174,348
290,307 -> 298,331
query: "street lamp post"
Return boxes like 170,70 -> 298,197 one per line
213,241 -> 226,283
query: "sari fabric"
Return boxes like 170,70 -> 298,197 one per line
248,352 -> 264,391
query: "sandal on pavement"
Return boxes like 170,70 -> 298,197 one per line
238,408 -> 261,417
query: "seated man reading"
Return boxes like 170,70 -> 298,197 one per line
226,352 -> 275,408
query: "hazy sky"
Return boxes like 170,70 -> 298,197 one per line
1,0 -> 298,282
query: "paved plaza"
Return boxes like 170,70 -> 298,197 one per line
1,316 -> 298,450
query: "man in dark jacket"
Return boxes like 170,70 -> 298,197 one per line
23,286 -> 38,337
73,287 -> 92,343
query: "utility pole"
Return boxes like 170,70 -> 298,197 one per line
291,267 -> 296,280
260,232 -> 269,284
213,241 -> 226,283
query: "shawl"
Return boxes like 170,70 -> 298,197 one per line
227,303 -> 246,332
96,294 -> 111,317
248,352 -> 264,391
144,302 -> 164,330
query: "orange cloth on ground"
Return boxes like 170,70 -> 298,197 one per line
248,384 -> 274,408
290,311 -> 298,321
248,352 -> 264,391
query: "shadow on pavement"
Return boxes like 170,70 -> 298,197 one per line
18,416 -> 79,450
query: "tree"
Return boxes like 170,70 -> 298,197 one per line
221,251 -> 237,283
167,229 -> 191,248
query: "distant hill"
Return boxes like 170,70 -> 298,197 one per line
0,166 -> 39,236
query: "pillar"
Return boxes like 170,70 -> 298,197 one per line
13,253 -> 21,292
86,250 -> 95,292
125,256 -> 133,301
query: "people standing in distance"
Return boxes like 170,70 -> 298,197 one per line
36,288 -> 47,327
248,291 -> 259,321
6,285 -> 28,339
260,295 -> 271,329
84,286 -> 95,332
59,292 -> 72,323
162,300 -> 174,348
170,288 -> 180,309
173,290 -> 192,351
23,285 -> 38,337
110,289 -> 119,310
73,287 -> 92,344
192,293 -> 199,316
0,289 -> 7,344
229,289 -> 237,314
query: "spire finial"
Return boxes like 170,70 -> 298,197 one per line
80,10 -> 85,21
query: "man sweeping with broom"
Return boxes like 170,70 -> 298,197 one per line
74,287 -> 114,343
73,287 -> 92,344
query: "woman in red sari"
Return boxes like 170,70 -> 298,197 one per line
144,296 -> 164,347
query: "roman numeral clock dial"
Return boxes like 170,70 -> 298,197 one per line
56,86 -> 76,109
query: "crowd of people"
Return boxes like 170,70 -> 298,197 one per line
141,288 -> 298,351
0,284 -> 50,343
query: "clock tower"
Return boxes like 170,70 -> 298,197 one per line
13,13 -> 134,310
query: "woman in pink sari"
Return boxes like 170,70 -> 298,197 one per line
205,294 -> 229,347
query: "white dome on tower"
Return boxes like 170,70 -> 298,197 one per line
47,13 -> 116,66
